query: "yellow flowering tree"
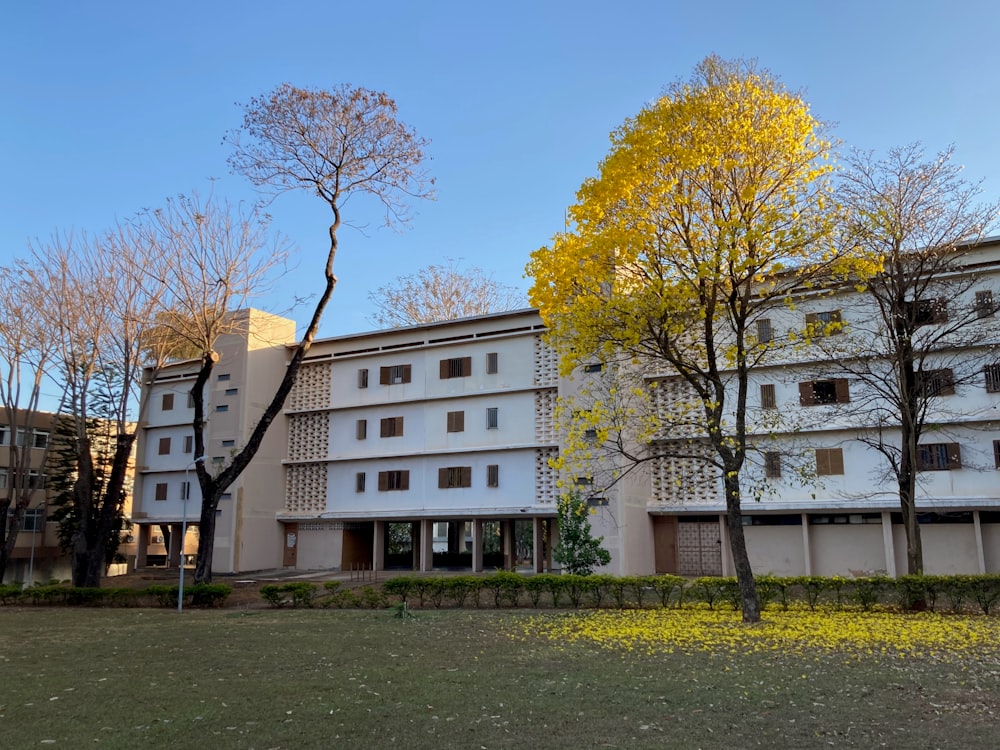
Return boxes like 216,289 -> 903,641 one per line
528,57 -> 841,623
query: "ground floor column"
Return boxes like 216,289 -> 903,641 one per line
800,513 -> 811,576
136,524 -> 150,568
881,511 -> 896,577
167,523 -> 182,569
501,520 -> 514,569
973,510 -> 987,574
372,520 -> 385,572
533,517 -> 545,573
419,519 -> 434,572
472,519 -> 484,573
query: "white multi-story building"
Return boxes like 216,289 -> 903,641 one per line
280,309 -> 560,573
130,241 -> 1000,578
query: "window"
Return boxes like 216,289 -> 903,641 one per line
799,379 -> 850,406
22,508 -> 45,532
806,310 -> 842,335
158,437 -> 171,455
584,429 -> 598,440
225,387 -> 239,396
916,368 -> 954,398
221,439 -> 235,448
993,440 -> 1000,469
984,363 -> 1000,393
904,298 -> 948,326
183,435 -> 193,454
447,410 -> 465,433
487,464 -> 499,488
356,419 -> 368,440
380,364 -> 412,385
155,482 -> 168,501
212,456 -> 224,465
440,356 -> 472,379
356,472 -> 366,493
216,404 -> 229,412
358,368 -> 369,389
0,469 -> 6,489
32,431 -> 49,450
0,426 -> 7,446
976,290 -> 995,318
583,363 -> 604,373
221,492 -> 232,501
378,470 -> 410,491
438,466 -> 472,489
217,373 -> 231,381
574,476 -> 594,487
917,442 -> 961,471
380,416 -> 404,438
162,393 -> 175,411
764,452 -> 782,478
760,383 -> 776,409
486,352 -> 498,374
486,407 -> 499,430
27,471 -> 46,491
756,318 -> 773,344
180,481 -> 191,500
815,448 -> 845,476
187,392 -> 196,409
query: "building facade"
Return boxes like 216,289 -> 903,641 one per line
129,240 -> 1000,578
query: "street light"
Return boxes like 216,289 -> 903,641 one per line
178,455 -> 206,613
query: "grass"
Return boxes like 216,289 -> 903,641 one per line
1,607 -> 999,749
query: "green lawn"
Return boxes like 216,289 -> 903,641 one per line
1,608 -> 998,749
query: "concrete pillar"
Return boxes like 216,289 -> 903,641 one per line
502,520 -> 514,569
167,523 -> 182,569
547,519 -> 557,572
419,519 -> 434,572
472,519 -> 484,573
881,511 -> 897,577
800,513 -> 811,576
533,517 -> 545,573
373,520 -> 385,572
136,524 -> 150,568
973,510 -> 987,574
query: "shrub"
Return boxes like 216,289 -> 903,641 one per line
791,576 -> 828,611
851,576 -> 891,612
445,576 -> 479,608
650,575 -> 685,608
190,584 -> 232,607
0,584 -> 23,604
754,575 -> 789,610
942,577 -> 969,613
381,577 -> 416,604
691,577 -> 732,610
963,574 -> 1000,615
484,571 -> 523,608
357,585 -> 387,609
608,576 -> 632,609
523,575 -> 549,608
585,575 -> 614,608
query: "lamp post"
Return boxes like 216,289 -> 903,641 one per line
178,456 -> 206,612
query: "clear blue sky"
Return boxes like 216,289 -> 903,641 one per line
4,1 -> 999,341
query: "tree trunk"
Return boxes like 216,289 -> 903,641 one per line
70,433 -> 135,588
898,437 -> 923,575
723,469 -> 761,623
192,485 -> 220,584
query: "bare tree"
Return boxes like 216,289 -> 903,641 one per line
165,83 -> 433,584
0,265 -> 58,582
827,144 -> 1000,575
27,222 -> 172,587
367,259 -> 526,328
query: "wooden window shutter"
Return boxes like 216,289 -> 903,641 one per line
829,448 -> 844,475
805,312 -> 818,326
798,382 -> 815,406
438,467 -> 449,488
380,418 -> 391,438
402,365 -> 411,383
461,466 -> 472,487
947,443 -> 962,469
760,384 -> 776,409
940,369 -> 955,395
815,449 -> 829,476
834,379 -> 851,404
378,471 -> 388,491
400,471 -> 409,490
440,359 -> 450,379
461,356 -> 472,376
162,393 -> 174,410
379,367 -> 390,385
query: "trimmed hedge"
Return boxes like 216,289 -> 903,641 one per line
347,572 -> 1000,614
1,582 -> 232,608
